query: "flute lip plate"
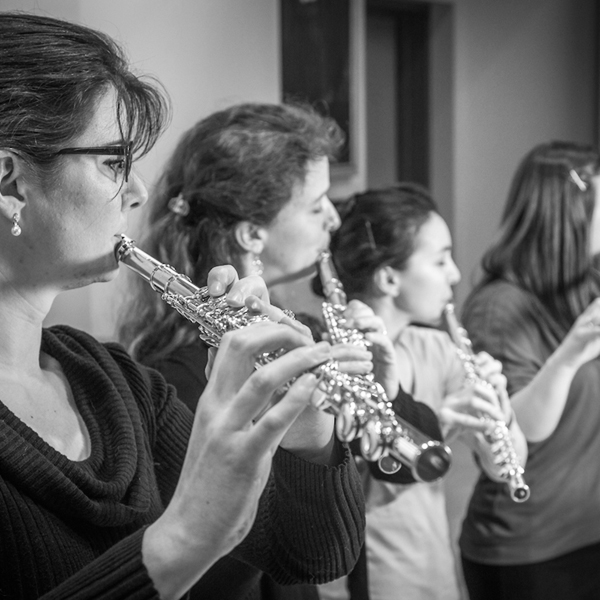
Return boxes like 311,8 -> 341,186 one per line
114,233 -> 135,262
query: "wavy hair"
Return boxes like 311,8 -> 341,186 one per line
467,141 -> 600,340
0,12 -> 168,181
119,102 -> 344,364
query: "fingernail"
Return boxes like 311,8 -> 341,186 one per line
210,280 -> 224,296
314,341 -> 332,358
248,298 -> 262,312
228,291 -> 244,306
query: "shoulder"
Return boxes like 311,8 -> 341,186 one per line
463,281 -> 533,338
403,324 -> 455,353
44,324 -> 170,404
461,281 -> 551,373
465,280 -> 529,313
46,324 -> 142,370
402,325 -> 459,368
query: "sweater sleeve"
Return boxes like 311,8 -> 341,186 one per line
227,442 -> 365,585
40,529 -> 161,600
135,343 -> 366,591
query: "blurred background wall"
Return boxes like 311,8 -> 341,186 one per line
1,0 -> 597,339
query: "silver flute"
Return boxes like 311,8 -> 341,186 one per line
115,235 -> 451,483
317,249 -> 452,482
443,303 -> 530,502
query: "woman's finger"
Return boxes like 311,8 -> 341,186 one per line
470,398 -> 505,422
244,296 -> 311,337
249,373 -> 325,453
331,343 -> 372,362
204,322 -> 314,401
227,275 -> 271,307
211,336 -> 333,428
439,408 -> 489,433
206,264 -> 240,297
330,343 -> 373,375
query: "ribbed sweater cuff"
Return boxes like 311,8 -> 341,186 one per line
41,528 -> 160,600
265,444 -> 365,583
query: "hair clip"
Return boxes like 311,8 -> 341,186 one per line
569,169 -> 588,192
168,193 -> 190,216
364,220 -> 377,252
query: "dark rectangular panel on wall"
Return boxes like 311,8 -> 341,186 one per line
281,0 -> 351,165
395,5 -> 429,187
366,0 -> 430,188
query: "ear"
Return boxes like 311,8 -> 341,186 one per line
0,150 -> 27,222
373,265 -> 402,296
234,220 -> 267,255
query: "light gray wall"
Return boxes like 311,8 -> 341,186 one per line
1,0 -> 597,337
451,0 -> 597,304
0,0 -> 282,339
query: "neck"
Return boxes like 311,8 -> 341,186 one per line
268,278 -> 323,317
0,280 -> 53,373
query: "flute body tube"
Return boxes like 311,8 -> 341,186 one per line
443,303 -> 530,503
317,250 -> 452,482
116,236 -> 451,483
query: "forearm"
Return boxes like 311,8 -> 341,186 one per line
510,351 -> 579,442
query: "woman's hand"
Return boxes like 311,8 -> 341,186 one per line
204,267 -> 337,464
439,381 -> 504,442
206,266 -> 306,330
143,320 -> 334,600
440,352 -> 508,441
554,297 -> 600,369
337,299 -> 399,399
473,351 -> 513,423
511,297 -> 600,443
442,351 -> 528,476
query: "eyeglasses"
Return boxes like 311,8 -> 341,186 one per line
53,142 -> 132,182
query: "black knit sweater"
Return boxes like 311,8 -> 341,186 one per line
0,326 -> 365,599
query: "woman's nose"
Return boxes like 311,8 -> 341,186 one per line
449,258 -> 461,285
122,170 -> 149,210
325,197 -> 341,231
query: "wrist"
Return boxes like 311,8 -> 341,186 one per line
142,509 -> 227,599
280,409 -> 337,464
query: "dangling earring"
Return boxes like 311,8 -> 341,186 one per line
11,213 -> 21,237
251,254 -> 264,276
